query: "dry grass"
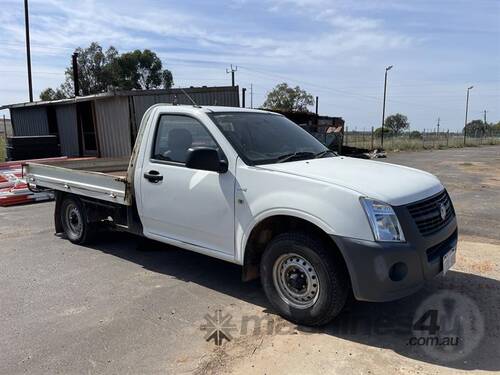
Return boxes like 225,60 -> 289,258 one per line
0,136 -> 5,162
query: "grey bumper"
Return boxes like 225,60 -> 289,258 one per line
331,204 -> 458,302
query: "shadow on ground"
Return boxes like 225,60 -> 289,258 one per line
79,232 -> 499,372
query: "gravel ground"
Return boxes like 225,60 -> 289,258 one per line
0,146 -> 499,374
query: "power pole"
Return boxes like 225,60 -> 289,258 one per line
437,118 -> 440,135
381,65 -> 393,148
483,110 -> 487,125
242,88 -> 246,108
250,84 -> 253,109
464,86 -> 473,145
72,53 -> 80,97
226,65 -> 238,87
315,96 -> 319,115
24,0 -> 33,102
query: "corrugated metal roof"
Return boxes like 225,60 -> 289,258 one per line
1,86 -> 239,110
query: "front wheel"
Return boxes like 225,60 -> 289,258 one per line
260,233 -> 349,326
60,196 -> 95,245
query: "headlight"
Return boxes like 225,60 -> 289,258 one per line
360,198 -> 405,242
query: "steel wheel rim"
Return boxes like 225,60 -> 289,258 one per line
65,203 -> 83,238
272,253 -> 320,309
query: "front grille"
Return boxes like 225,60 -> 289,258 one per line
426,229 -> 458,263
407,190 -> 455,237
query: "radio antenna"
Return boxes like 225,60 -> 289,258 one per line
178,86 -> 200,107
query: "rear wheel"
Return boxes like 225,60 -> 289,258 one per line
260,233 -> 349,326
60,196 -> 95,244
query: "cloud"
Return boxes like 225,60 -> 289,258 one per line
1,0 -> 497,128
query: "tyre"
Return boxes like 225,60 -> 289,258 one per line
60,196 -> 95,245
260,232 -> 349,326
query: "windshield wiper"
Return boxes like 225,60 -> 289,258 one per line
276,151 -> 315,163
314,150 -> 335,158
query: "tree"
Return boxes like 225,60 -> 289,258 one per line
263,83 -> 314,112
374,127 -> 393,138
39,43 -> 173,100
464,119 -> 488,137
40,88 -> 67,101
109,49 -> 173,90
384,113 -> 410,134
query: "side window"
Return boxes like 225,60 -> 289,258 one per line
152,115 -> 217,163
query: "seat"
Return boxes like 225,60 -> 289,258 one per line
163,128 -> 193,162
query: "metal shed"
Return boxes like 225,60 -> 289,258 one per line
1,86 -> 239,160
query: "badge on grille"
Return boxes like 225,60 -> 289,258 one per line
439,203 -> 447,220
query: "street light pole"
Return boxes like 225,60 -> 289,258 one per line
381,65 -> 393,148
24,0 -> 33,102
464,86 -> 473,145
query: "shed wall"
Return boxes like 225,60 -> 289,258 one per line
10,107 -> 49,136
56,104 -> 79,157
131,87 -> 240,130
94,97 -> 131,158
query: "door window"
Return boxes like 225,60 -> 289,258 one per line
152,115 -> 217,163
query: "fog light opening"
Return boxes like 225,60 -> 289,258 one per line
389,262 -> 408,282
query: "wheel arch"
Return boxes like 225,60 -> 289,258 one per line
241,213 -> 349,282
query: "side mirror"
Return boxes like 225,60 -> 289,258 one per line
185,147 -> 228,173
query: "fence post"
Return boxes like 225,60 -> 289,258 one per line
422,129 -> 426,148
371,127 -> 374,150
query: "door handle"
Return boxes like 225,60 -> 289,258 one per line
144,170 -> 163,183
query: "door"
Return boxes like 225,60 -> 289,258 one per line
140,114 -> 235,255
77,102 -> 98,156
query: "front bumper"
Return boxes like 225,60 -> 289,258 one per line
331,204 -> 458,302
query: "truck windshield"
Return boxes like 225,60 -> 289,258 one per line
209,112 -> 333,165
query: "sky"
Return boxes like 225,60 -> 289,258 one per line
0,0 -> 499,131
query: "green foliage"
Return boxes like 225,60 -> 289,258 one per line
409,130 -> 422,139
384,113 -> 410,134
40,87 -> 69,101
373,126 -> 393,138
263,83 -> 314,112
464,119 -> 490,137
108,49 -> 174,90
40,42 -> 174,100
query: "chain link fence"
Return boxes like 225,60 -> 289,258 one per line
343,127 -> 500,151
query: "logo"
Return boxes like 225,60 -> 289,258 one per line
439,203 -> 447,220
200,310 -> 237,346
411,290 -> 485,362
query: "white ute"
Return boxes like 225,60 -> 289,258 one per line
25,105 -> 458,325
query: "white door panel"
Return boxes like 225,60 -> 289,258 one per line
141,164 -> 234,253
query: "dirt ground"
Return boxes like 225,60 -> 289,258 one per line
196,146 -> 500,375
0,146 -> 499,374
